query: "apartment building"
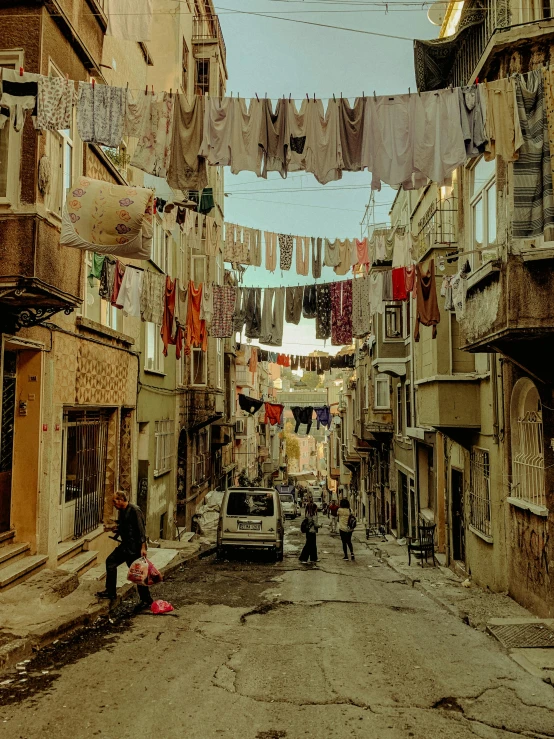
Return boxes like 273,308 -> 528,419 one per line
0,0 -> 229,587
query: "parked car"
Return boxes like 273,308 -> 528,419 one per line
279,493 -> 298,519
217,487 -> 284,560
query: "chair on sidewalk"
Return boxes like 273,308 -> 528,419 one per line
407,523 -> 437,567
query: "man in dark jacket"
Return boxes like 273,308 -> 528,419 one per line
97,491 -> 153,606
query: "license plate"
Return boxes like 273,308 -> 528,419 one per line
238,521 -> 262,531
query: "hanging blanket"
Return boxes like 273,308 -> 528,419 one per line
60,177 -> 154,259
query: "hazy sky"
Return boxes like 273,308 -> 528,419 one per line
217,0 -> 437,355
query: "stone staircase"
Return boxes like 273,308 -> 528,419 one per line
56,525 -> 103,577
0,530 -> 47,591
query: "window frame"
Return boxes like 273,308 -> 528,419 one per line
469,447 -> 492,540
469,156 -> 497,268
145,322 -> 165,374
216,338 -> 223,389
374,373 -> 390,410
405,382 -> 412,430
195,57 -> 210,96
191,347 -> 207,386
151,216 -> 169,273
384,303 -> 403,341
396,383 -> 404,436
0,49 -> 24,205
154,419 -> 173,477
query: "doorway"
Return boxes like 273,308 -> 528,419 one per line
451,468 -> 465,562
0,351 -> 16,532
399,472 -> 409,537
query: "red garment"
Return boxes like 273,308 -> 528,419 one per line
185,280 -> 207,352
392,267 -> 408,301
265,402 -> 284,426
353,238 -> 370,270
174,324 -> 184,360
111,261 -> 126,307
283,355 -> 290,368
161,276 -> 176,356
414,261 -> 440,342
405,265 -> 416,295
249,347 -> 258,376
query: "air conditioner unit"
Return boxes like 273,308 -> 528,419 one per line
235,419 -> 245,435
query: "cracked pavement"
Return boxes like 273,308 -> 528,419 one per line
0,522 -> 553,739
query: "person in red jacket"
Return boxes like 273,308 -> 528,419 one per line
328,500 -> 339,534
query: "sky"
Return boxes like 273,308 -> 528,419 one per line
216,0 -> 438,355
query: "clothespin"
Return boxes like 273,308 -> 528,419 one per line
333,93 -> 336,102
19,66 -> 23,77
340,91 -> 342,99
255,92 -> 259,101
126,81 -> 129,91
145,84 -> 148,95
313,92 -> 316,102
151,84 -> 154,95
289,93 -> 291,101
373,91 -> 376,99
265,92 -> 267,99
92,78 -> 95,89
169,88 -> 172,97
306,93 -> 309,101
408,87 -> 411,96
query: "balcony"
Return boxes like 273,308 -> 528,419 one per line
181,388 -> 223,432
0,216 -> 81,332
415,376 -> 481,429
192,15 -> 226,69
236,365 -> 254,388
460,256 -> 554,383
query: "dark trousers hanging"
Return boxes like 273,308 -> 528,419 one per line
299,532 -> 318,562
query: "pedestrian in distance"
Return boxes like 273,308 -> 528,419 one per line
299,502 -> 319,564
97,491 -> 153,607
338,498 -> 356,561
328,499 -> 339,534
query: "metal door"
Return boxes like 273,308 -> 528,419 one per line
0,351 -> 16,532
451,468 -> 465,562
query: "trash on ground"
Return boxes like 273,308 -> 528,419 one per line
151,599 -> 175,614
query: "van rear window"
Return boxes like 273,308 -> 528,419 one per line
227,492 -> 275,517
280,495 -> 293,503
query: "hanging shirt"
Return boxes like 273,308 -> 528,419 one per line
291,406 -> 314,434
265,402 -> 284,426
458,85 -> 487,157
199,97 -> 233,166
88,253 -> 105,285
0,69 -> 40,132
244,288 -> 262,339
295,236 -> 310,276
200,281 -> 214,328
369,271 -> 384,316
259,98 -> 290,179
483,77 -> 523,163
131,92 -> 175,178
106,0 -> 153,41
324,238 -> 342,268
34,76 -> 75,132
352,238 -> 370,272
303,98 -> 343,185
302,284 -> 317,319
111,261 -> 126,308
238,394 -> 264,415
334,240 -> 353,276
259,287 -> 285,347
331,280 -> 353,346
167,94 -> 208,192
185,281 -> 208,351
338,97 -> 365,172
314,406 -> 331,429
285,286 -> 303,325
160,277 -> 176,356
210,285 -> 236,339
118,266 -> 144,318
77,82 -> 126,148
140,270 -> 165,325
287,99 -> 309,173
392,230 -> 411,268
99,257 -> 116,301
229,98 -> 264,176
414,261 -> 440,342
392,267 -> 408,301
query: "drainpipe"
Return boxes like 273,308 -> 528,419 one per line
444,434 -> 451,565
491,353 -> 499,445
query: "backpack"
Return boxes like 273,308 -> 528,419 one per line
347,513 -> 357,531
300,518 -> 310,534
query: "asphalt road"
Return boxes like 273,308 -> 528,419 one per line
1,518 -> 554,739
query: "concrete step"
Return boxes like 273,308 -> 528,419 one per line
57,550 -> 98,576
0,542 -> 30,567
57,539 -> 85,565
0,554 -> 48,590
0,530 -> 15,549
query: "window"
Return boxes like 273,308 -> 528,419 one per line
374,374 -> 390,409
405,382 -> 412,429
154,420 -> 173,476
510,378 -> 545,508
226,490 -> 275,517
192,255 -> 206,284
384,304 -> 403,340
470,157 -> 496,267
396,384 -> 403,435
0,50 -> 23,203
195,58 -> 210,96
182,38 -> 189,95
364,378 -> 369,410
216,338 -> 223,389
191,348 -> 207,385
151,218 -> 169,272
101,297 -> 122,332
45,65 -> 75,218
404,299 -> 411,338
192,430 -> 209,483
469,448 -> 491,538
145,322 -> 164,373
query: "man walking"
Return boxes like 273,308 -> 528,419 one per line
328,499 -> 339,534
97,491 -> 153,607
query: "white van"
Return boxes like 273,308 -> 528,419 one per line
217,487 -> 284,560
279,493 -> 298,519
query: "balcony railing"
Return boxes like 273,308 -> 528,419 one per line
192,15 -> 226,68
182,388 -> 222,432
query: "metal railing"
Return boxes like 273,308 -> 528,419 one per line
192,15 -> 226,67
469,448 -> 492,538
182,388 -> 222,432
512,411 -> 546,508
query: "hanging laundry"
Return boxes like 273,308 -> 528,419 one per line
0,69 -> 40,132
352,238 -> 370,272
199,97 -> 233,167
210,285 -> 236,338
333,239 -> 353,276
232,287 -> 245,334
285,286 -> 303,325
259,287 -> 285,346
314,406 -> 332,430
205,217 -> 222,257
249,347 -> 258,376
264,231 -> 278,272
458,85 -> 487,157
174,278 -> 188,331
414,261 -> 440,341
311,237 -> 322,278
34,76 -> 75,131
291,355 -> 299,371
405,264 -> 416,296
265,402 -> 284,426
295,235 -> 310,276
160,277 -> 176,356
185,281 -> 208,351
315,284 -> 332,340
76,82 -> 126,148
351,276 -> 372,338
88,253 -> 105,285
200,281 -> 214,328
291,406 -> 314,434
483,77 -> 523,163
278,234 -> 293,270
382,270 -> 393,301
330,280 -> 353,346
244,288 -> 262,339
338,97 -> 365,172
259,98 -> 290,178
543,66 -> 554,182
324,238 -> 342,269
243,228 -> 262,266
124,88 -> 149,137
167,94 -> 208,192
371,229 -> 388,263
303,98 -> 343,185
118,266 -> 144,318
131,92 -> 175,178
188,212 -> 204,252
60,177 -> 154,260
238,393 -> 264,415
287,99 -> 309,173
98,257 -> 116,301
369,271 -> 384,315
198,187 -> 215,215
451,271 -> 467,321
111,261 -> 126,308
392,267 -> 408,301
302,284 -> 317,319
106,0 -> 153,42
441,274 -> 454,311
512,70 -> 554,241
392,230 -> 412,268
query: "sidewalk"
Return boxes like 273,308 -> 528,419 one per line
0,539 -> 215,676
362,534 -> 554,685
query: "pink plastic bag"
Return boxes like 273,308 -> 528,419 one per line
151,599 -> 174,614
146,558 -> 163,586
127,557 -> 149,585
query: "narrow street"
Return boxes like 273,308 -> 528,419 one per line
1,521 -> 553,739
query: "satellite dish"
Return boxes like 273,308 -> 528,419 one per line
427,1 -> 447,26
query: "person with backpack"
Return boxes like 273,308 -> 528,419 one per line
299,502 -> 319,564
337,498 -> 356,561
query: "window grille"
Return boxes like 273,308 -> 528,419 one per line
512,411 -> 546,507
154,420 -> 173,476
469,448 -> 491,538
